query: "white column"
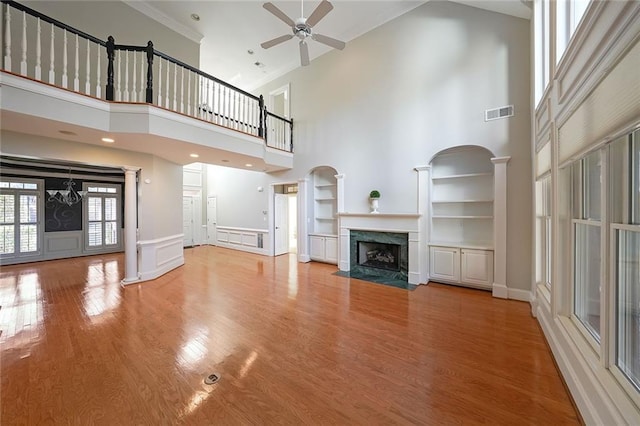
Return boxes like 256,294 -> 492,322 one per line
297,177 -> 310,263
122,166 -> 140,284
414,165 -> 430,284
334,174 -> 345,214
491,156 -> 510,298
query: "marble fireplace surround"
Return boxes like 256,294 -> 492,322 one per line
338,213 -> 423,285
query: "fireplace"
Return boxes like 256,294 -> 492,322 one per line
357,241 -> 400,271
349,230 -> 408,282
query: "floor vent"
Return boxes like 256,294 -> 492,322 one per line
204,373 -> 220,385
485,105 -> 514,121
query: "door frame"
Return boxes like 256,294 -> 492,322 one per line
206,196 -> 217,245
267,83 -> 290,119
183,189 -> 202,246
268,181 -> 299,257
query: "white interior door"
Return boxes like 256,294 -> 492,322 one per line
274,193 -> 289,256
207,196 -> 217,245
183,196 -> 194,247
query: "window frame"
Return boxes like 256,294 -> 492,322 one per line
82,182 -> 122,253
0,177 -> 44,261
570,151 -> 604,351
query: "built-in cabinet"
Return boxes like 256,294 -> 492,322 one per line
430,246 -> 494,289
309,167 -> 338,264
429,147 -> 497,290
310,234 -> 338,264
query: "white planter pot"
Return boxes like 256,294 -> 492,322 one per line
370,198 -> 379,214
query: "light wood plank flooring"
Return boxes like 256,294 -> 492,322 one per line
0,246 -> 580,424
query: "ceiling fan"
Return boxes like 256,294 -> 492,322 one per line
260,0 -> 346,66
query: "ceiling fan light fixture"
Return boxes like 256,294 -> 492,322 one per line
261,0 -> 345,65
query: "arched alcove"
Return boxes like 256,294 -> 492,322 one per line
305,166 -> 339,265
427,145 -> 503,291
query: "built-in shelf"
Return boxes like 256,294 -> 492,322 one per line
429,147 -> 497,290
312,167 -> 338,236
431,200 -> 493,204
432,215 -> 493,219
309,232 -> 337,238
431,172 -> 493,180
429,241 -> 494,250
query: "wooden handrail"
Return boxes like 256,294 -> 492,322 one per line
1,0 -> 105,46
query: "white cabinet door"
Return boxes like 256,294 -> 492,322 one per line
309,235 -> 325,260
461,249 -> 494,288
325,236 -> 338,263
429,246 -> 460,282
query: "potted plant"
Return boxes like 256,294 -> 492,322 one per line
369,190 -> 380,214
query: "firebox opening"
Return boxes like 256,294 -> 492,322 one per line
357,241 -> 401,272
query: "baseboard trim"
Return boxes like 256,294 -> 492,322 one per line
507,288 -> 531,302
215,241 -> 268,256
137,256 -> 185,282
536,300 -> 638,424
492,283 -> 509,299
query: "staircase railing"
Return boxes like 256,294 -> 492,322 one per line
1,0 -> 293,153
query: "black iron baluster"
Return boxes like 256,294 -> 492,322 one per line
145,41 -> 153,103
105,35 -> 115,101
258,94 -> 265,138
290,118 -> 294,153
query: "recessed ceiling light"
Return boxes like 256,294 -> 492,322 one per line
101,137 -> 115,143
254,61 -> 265,68
190,13 -> 200,21
59,130 -> 76,135
190,153 -> 199,158
245,163 -> 253,167
247,49 -> 254,55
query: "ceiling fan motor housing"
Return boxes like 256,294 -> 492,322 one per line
294,18 -> 311,40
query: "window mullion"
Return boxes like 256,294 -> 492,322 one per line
600,149 -> 611,367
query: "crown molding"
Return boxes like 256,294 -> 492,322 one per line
123,1 -> 204,44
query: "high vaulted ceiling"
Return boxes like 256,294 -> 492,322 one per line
125,0 -> 531,91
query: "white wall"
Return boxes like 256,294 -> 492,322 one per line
21,0 -> 200,66
1,130 -> 183,241
206,165 -> 269,229
212,1 -> 533,290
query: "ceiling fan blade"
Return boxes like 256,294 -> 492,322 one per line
306,0 -> 333,27
299,41 -> 310,66
263,2 -> 295,27
312,33 -> 345,50
261,34 -> 294,49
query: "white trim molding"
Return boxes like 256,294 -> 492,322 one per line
133,233 -> 184,284
215,226 -> 269,256
491,156 -> 510,299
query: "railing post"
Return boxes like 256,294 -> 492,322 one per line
258,94 -> 265,138
105,35 -> 115,101
145,41 -> 153,103
290,118 -> 294,153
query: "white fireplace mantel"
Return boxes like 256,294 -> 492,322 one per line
337,212 -> 424,285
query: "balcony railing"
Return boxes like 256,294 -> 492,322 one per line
1,0 -> 294,153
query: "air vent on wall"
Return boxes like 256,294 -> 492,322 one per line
485,105 -> 514,121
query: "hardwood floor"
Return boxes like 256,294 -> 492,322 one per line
0,246 -> 580,425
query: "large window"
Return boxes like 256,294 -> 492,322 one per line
534,0 -> 550,105
536,175 -> 552,292
84,184 -> 121,251
612,129 -> 640,394
0,179 -> 42,260
556,0 -> 590,62
572,151 -> 602,342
